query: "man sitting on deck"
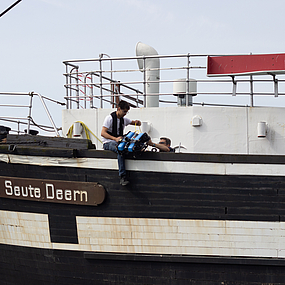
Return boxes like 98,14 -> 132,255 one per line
101,100 -> 141,186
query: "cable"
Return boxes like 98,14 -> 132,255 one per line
67,121 -> 103,144
29,117 -> 61,133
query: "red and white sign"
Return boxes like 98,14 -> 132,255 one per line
207,53 -> 285,76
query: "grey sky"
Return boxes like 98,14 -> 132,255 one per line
1,0 -> 285,132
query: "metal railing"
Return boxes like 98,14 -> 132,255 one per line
0,92 -> 65,136
63,54 -> 285,110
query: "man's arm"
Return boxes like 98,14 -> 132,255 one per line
101,126 -> 121,142
147,139 -> 170,152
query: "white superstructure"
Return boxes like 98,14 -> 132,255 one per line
61,43 -> 285,155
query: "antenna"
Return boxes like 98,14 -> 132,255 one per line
0,0 -> 22,18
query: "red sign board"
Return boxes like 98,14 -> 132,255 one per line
207,53 -> 285,76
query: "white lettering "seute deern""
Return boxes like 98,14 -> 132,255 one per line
45,183 -> 88,202
4,180 -> 88,202
5,180 -> 41,198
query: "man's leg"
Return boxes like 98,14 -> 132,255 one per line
103,141 -> 129,185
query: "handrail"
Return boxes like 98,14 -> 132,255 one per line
63,53 -> 285,109
0,92 -> 64,136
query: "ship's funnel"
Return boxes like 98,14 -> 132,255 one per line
136,42 -> 160,107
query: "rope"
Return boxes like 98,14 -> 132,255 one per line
134,122 -> 142,134
67,121 -> 142,145
67,121 -> 103,144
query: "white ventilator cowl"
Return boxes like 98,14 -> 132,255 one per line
136,42 -> 160,107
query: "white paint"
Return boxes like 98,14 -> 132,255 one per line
1,210 -> 285,259
62,105 -> 285,155
1,153 -> 285,177
0,211 -> 51,248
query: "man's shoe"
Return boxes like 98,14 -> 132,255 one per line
120,176 -> 130,186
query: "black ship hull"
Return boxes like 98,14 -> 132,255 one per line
2,243 -> 285,285
1,148 -> 285,284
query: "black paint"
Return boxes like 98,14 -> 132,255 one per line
48,215 -> 78,244
84,251 -> 285,266
1,244 -> 285,285
0,161 -> 284,224
1,148 -> 285,284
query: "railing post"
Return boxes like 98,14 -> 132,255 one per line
99,54 -> 103,108
231,76 -> 237,96
136,91 -> 139,107
143,57 -> 146,108
186,53 -> 190,106
250,75 -> 254,107
272,74 -> 278,97
76,68 -> 79,109
37,93 -> 60,137
90,73 -> 94,108
27,92 -> 33,135
69,67 -> 72,109
65,63 -> 79,110
84,73 -> 90,109
65,64 -> 69,109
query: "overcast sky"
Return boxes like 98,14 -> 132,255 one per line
1,0 -> 285,133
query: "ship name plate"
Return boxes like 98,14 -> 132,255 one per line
0,176 -> 105,206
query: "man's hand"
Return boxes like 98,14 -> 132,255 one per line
131,120 -> 141,126
115,136 -> 122,143
147,139 -> 154,146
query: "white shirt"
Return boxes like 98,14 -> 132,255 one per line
102,114 -> 132,144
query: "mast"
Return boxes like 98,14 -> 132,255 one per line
0,0 -> 22,18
